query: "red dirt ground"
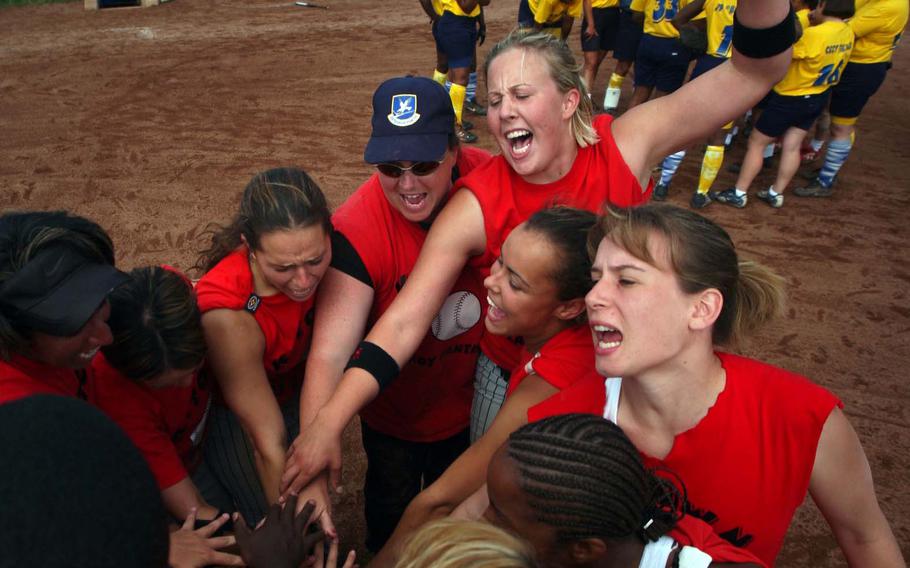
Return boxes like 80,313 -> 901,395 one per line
1,1 -> 907,565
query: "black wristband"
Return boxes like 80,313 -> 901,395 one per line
732,6 -> 796,59
345,341 -> 400,390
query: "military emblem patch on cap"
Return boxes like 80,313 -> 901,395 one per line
388,94 -> 420,127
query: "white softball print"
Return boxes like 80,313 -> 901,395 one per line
431,291 -> 481,341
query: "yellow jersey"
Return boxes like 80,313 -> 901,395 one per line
774,19 -> 854,96
435,0 -> 481,17
590,0 -> 619,8
529,0 -> 583,25
636,0 -> 693,37
703,0 -> 736,58
849,0 -> 909,63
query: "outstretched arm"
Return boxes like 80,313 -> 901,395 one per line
282,266 -> 375,531
279,189 -> 487,497
613,0 -> 793,186
809,408 -> 905,567
370,375 -> 559,568
203,309 -> 287,504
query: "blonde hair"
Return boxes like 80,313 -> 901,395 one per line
484,29 -> 598,148
588,205 -> 785,348
395,519 -> 538,568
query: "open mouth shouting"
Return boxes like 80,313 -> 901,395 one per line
505,128 -> 532,159
592,324 -> 622,353
486,295 -> 506,323
400,192 -> 428,212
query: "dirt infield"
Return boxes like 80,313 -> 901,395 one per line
1,1 -> 907,564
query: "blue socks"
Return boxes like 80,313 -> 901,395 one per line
818,138 -> 852,188
467,71 -> 477,101
659,151 -> 687,186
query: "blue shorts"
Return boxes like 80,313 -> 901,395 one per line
634,34 -> 692,92
755,91 -> 830,137
829,61 -> 889,120
581,7 -> 621,52
614,8 -> 643,62
689,53 -> 726,81
433,11 -> 477,69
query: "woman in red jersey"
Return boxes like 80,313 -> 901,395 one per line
535,204 -> 903,566
284,1 -> 797,501
0,211 -> 127,405
195,167 -> 332,525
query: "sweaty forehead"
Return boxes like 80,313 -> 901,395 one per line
489,48 -> 550,91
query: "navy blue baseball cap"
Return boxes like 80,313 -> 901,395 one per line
364,76 -> 456,164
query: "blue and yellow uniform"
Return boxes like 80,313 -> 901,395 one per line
519,0 -> 584,37
430,0 -> 482,134
581,0 -> 622,52
690,0 -> 736,80
614,0 -> 645,62
755,19 -> 854,137
432,0 -> 480,69
631,0 -> 695,92
830,0 -> 909,123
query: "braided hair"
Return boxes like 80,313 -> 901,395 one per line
507,413 -> 684,544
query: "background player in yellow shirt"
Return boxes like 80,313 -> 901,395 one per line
650,0 -> 736,207
423,0 -> 490,143
795,0 -> 909,197
716,0 -> 855,208
518,0 -> 584,40
626,0 -> 695,109
581,0 -> 621,108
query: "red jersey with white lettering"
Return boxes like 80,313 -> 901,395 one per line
457,114 -> 652,371
506,324 -> 595,397
332,146 -> 491,441
0,354 -> 97,404
195,248 -> 314,405
92,353 -> 212,490
528,352 -> 840,566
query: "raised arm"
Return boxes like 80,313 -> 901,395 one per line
613,0 -> 794,186
809,408 -> 905,567
203,309 -> 287,504
280,189 -> 487,496
370,374 -> 559,568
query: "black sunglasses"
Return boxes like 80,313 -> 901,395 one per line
375,160 -> 443,178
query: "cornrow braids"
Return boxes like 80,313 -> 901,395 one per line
507,414 -> 684,544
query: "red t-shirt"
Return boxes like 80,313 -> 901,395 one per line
529,352 -> 841,567
457,114 -> 653,371
91,353 -> 212,490
195,248 -> 315,405
332,146 -> 491,441
0,354 -> 97,405
505,324 -> 595,397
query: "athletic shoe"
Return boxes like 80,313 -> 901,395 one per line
710,188 -> 748,208
793,179 -> 834,198
690,191 -> 711,209
456,125 -> 478,143
464,99 -> 487,116
653,182 -> 669,201
756,189 -> 784,208
800,145 -> 822,163
462,120 -> 474,131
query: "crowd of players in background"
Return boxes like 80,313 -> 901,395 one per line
0,0 -> 907,567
